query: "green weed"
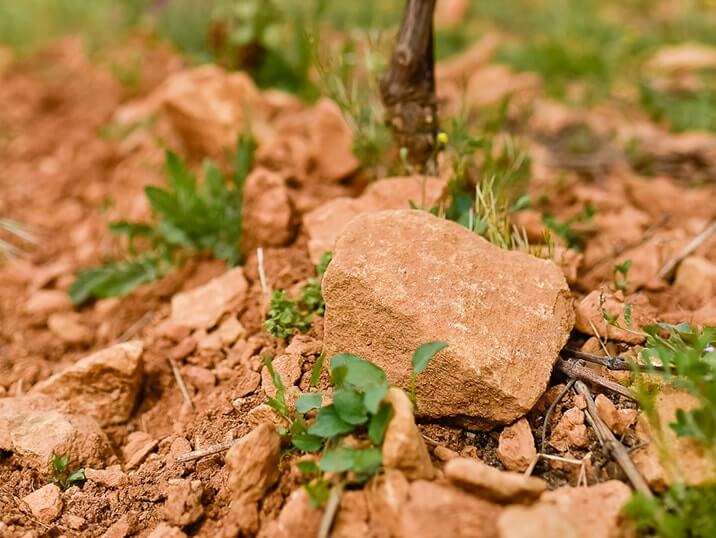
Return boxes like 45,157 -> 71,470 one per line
70,134 -> 255,304
542,204 -> 595,251
612,259 -> 632,292
640,80 -> 716,134
49,453 -> 85,490
264,343 -> 445,507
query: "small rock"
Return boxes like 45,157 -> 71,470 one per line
261,354 -> 302,398
0,394 -> 112,470
573,394 -> 587,410
499,502 -> 578,538
24,290 -> 71,316
444,458 -> 546,504
245,404 -> 288,429
323,209 -> 573,427
171,337 -> 197,361
575,290 -> 656,344
169,437 -> 193,462
263,488 -> 322,538
498,418 -> 536,472
22,484 -> 63,523
234,367 -> 262,398
170,267 -> 248,329
308,98 -> 359,182
146,522 -> 187,538
549,407 -> 589,452
84,465 -> 128,488
182,365 -> 215,392
217,316 -> 245,347
243,168 -> 296,248
675,256 -> 716,297
196,329 -> 222,352
225,423 -> 281,504
284,334 -> 323,357
155,320 -> 192,342
63,513 -> 86,530
101,515 -> 130,538
381,387 -> 434,480
47,312 -> 92,345
164,479 -> 204,527
400,480 -> 502,538
34,341 -> 144,426
332,490 -> 369,537
616,408 -> 638,433
595,395 -> 619,434
527,481 -> 631,538
365,470 -> 410,538
122,431 -> 158,470
434,445 -> 460,462
303,177 -> 446,263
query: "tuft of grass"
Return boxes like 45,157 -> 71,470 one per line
264,343 -> 445,507
70,134 -> 255,304
640,80 -> 716,134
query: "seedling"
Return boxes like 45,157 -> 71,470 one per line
409,341 -> 448,408
70,134 -> 255,304
49,453 -> 85,490
265,342 -> 447,507
612,259 -> 632,292
542,204 -> 595,250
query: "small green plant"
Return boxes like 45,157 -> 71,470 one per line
263,251 -> 332,339
612,259 -> 632,292
640,80 -> 716,134
49,453 -> 85,490
623,322 -> 716,537
409,341 -> 447,408
264,342 -> 445,506
70,134 -> 255,304
542,203 -> 595,250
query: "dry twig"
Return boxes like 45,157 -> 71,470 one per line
658,220 -> 716,280
118,311 -> 154,343
168,357 -> 194,411
557,358 -> 634,401
317,482 -> 344,538
561,348 -> 631,371
573,381 -> 652,497
176,438 -> 239,463
541,378 -> 576,452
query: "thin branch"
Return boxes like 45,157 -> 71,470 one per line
317,482 -> 344,538
541,379 -> 576,452
118,311 -> 154,343
561,348 -> 631,371
573,381 -> 652,497
556,358 -> 635,401
257,247 -> 269,295
168,357 -> 194,411
658,220 -> 716,280
176,438 -> 239,463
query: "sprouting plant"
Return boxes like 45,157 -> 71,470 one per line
623,323 -> 716,537
409,341 -> 448,408
70,134 -> 255,304
612,259 -> 632,292
542,203 -> 595,250
263,251 -> 332,339
265,343 -> 446,507
49,453 -> 85,490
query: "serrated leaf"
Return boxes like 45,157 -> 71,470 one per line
295,393 -> 323,414
69,259 -> 160,304
233,134 -> 256,190
624,303 -> 633,327
165,150 -> 196,200
332,388 -> 368,425
411,341 -> 448,374
368,402 -> 393,445
307,405 -> 354,438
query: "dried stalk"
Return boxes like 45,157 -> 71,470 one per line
557,358 -> 635,401
176,438 -> 239,463
168,357 -> 194,411
541,378 -> 576,452
573,381 -> 652,497
317,482 -> 344,538
658,220 -> 716,280
561,348 -> 631,371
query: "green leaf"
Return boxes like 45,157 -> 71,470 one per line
233,134 -> 256,190
67,468 -> 85,484
330,354 -> 388,390
317,251 -> 333,275
330,365 -> 348,387
368,402 -> 393,445
303,478 -> 330,508
332,388 -> 369,425
307,405 -> 354,438
108,221 -> 155,238
165,150 -> 196,199
296,460 -> 320,476
144,185 -> 180,221
309,353 -> 324,387
624,303 -> 633,327
69,259 -> 160,304
52,453 -> 68,473
295,393 -> 323,414
411,341 -> 448,374
291,434 -> 324,453
320,447 -> 382,475
363,384 -> 388,415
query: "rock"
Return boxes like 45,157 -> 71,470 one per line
182,365 -> 215,392
155,320 -> 192,342
48,312 -> 92,345
243,168 -> 296,248
445,458 -> 546,504
225,423 -> 281,504
262,488 -> 322,538
549,407 -> 589,452
0,394 -> 112,470
616,408 -> 638,433
261,354 -> 302,399
595,395 -> 619,434
169,437 -> 193,462
170,268 -> 248,329
84,465 -> 128,488
534,481 -> 631,538
631,385 -> 715,490
285,334 -> 323,356
245,404 -> 288,429
196,329 -> 222,352
164,479 -> 204,527
122,431 -> 158,470
303,177 -> 446,264
435,0 -> 468,28
101,515 -> 130,538
647,42 -> 716,73
217,316 -> 245,347
24,289 -> 71,316
498,503 -> 578,538
675,256 -> 716,298
575,290 -> 656,345
498,418 -> 536,472
170,337 -> 197,361
400,480 -> 502,538
307,98 -> 359,182
365,470 -> 410,538
146,522 -> 188,538
434,445 -> 460,462
332,490 -> 369,538
381,388 -> 434,480
234,367 -> 262,398
22,484 -> 63,523
33,340 -> 143,426
64,513 -> 86,530
323,210 -> 573,427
